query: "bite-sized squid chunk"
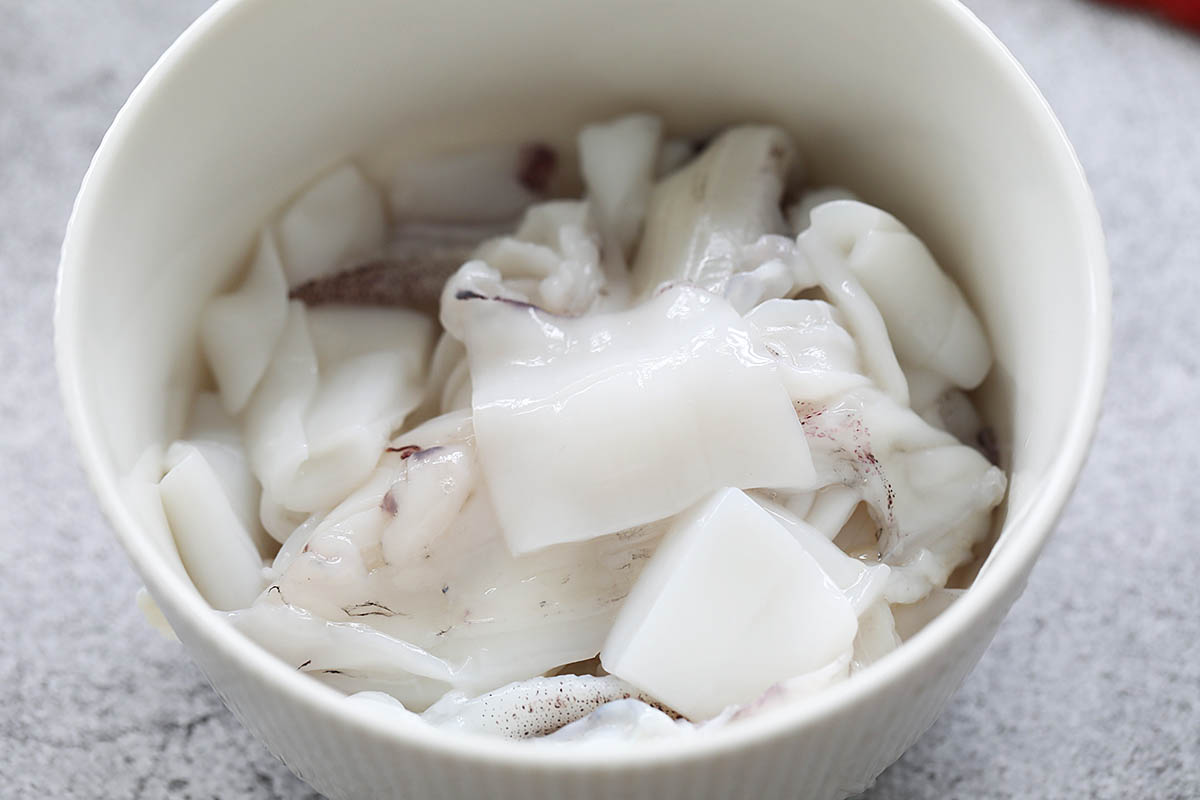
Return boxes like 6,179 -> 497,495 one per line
601,489 -> 858,720
200,231 -> 289,415
456,284 -> 816,554
578,113 -> 663,259
159,445 -> 267,611
631,125 -> 794,300
246,411 -> 668,707
275,164 -> 387,288
388,142 -> 558,223
807,200 -> 992,390
242,302 -> 435,515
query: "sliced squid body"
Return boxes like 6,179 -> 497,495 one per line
240,411 -> 667,707
806,200 -> 992,390
201,231 -> 289,415
578,113 -> 663,259
631,125 -> 794,300
242,302 -> 436,514
275,163 -> 387,288
601,488 -> 858,720
456,284 -> 816,554
159,444 -> 266,611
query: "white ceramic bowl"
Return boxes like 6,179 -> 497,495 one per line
56,0 -> 1109,797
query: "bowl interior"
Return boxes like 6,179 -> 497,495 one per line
57,0 -> 1107,773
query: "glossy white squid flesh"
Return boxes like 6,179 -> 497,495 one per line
455,284 -> 816,554
601,488 -> 858,720
236,411 -> 668,707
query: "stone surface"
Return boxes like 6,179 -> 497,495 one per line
1,0 -> 1196,797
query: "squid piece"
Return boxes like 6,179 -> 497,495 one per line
456,284 -> 816,554
601,489 -> 858,720
242,302 -> 435,515
159,447 -> 267,611
200,231 -> 289,415
630,125 -> 794,300
578,113 -> 663,260
242,411 -> 668,707
289,220 -> 510,314
388,142 -> 558,223
275,164 -> 387,288
807,200 -> 992,389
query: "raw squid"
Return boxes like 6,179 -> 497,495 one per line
454,284 -> 816,553
161,113 -> 1007,743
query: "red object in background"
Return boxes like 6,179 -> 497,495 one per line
1100,0 -> 1200,30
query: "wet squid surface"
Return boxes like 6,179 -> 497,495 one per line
156,114 -> 1007,742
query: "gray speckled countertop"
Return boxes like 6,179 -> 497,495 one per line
2,1 -> 1198,797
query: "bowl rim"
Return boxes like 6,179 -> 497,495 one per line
55,0 -> 1110,770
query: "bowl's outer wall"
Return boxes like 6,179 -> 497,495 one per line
56,0 -> 1108,797
188,574 -> 1016,800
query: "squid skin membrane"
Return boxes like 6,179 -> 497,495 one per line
458,284 -> 817,554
